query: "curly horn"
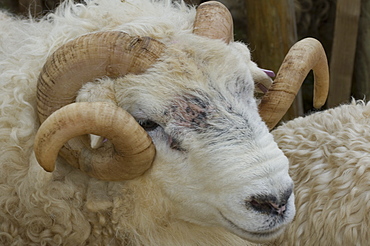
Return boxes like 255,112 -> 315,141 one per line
36,31 -> 165,180
34,102 -> 155,181
258,38 -> 329,130
193,1 -> 234,43
37,31 -> 165,122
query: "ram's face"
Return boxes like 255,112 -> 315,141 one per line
34,0 -> 331,242
34,33 -> 295,243
113,36 -> 295,242
32,2 -> 309,242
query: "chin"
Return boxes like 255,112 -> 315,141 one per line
232,224 -> 287,243
221,210 -> 290,243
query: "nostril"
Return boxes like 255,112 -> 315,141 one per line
249,199 -> 273,214
270,202 -> 287,215
248,197 -> 288,215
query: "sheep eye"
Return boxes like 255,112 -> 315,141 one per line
139,120 -> 159,131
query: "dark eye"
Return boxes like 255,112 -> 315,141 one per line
139,120 -> 159,131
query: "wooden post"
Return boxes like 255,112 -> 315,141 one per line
327,0 -> 361,107
244,0 -> 300,122
353,0 -> 370,100
0,0 -> 20,13
184,0 -> 202,5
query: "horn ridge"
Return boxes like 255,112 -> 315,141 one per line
37,31 -> 165,123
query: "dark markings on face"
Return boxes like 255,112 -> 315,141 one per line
169,93 -> 212,130
163,86 -> 256,152
159,93 -> 214,151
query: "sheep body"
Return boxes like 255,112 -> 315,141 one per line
271,100 -> 370,246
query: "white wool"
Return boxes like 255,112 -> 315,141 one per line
271,100 -> 370,245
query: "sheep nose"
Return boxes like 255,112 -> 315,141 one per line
248,189 -> 292,216
249,199 -> 287,215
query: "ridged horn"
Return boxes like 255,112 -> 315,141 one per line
259,38 -> 329,130
37,31 -> 165,122
34,102 -> 155,181
36,31 -> 165,180
193,1 -> 234,43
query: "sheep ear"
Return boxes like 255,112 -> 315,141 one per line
229,42 -> 274,97
251,65 -> 274,95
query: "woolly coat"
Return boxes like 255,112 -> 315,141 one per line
271,101 -> 370,246
0,0 -> 369,245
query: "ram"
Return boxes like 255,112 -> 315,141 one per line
0,0 -> 330,245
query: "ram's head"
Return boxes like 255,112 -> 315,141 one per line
33,1 -> 328,242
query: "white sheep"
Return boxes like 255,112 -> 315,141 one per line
3,0 -> 354,245
270,100 -> 370,246
0,0 -> 299,245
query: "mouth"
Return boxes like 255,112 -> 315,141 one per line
220,211 -> 286,242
